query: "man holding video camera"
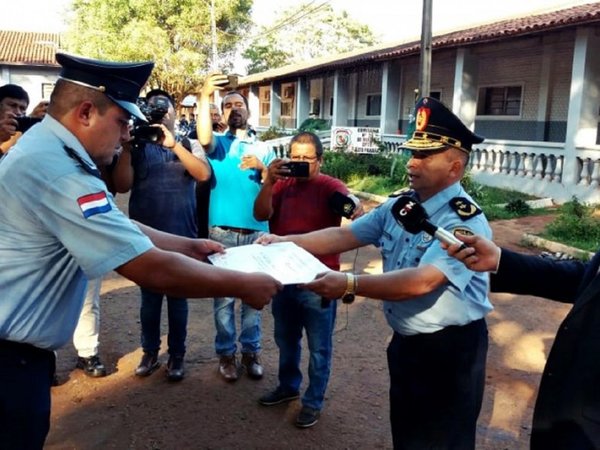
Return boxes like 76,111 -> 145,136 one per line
254,131 -> 362,428
0,84 -> 30,154
113,88 -> 212,381
196,74 -> 275,382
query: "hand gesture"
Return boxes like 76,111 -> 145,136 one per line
239,273 -> 282,309
188,239 -> 225,261
302,271 -> 346,300
443,234 -> 501,273
254,233 -> 285,245
0,112 -> 17,143
201,73 -> 229,97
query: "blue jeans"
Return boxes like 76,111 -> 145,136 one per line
209,227 -> 263,356
272,285 -> 337,411
140,288 -> 188,357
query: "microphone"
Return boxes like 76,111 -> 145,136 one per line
391,195 -> 468,250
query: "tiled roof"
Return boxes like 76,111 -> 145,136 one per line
241,1 -> 600,85
0,30 -> 61,66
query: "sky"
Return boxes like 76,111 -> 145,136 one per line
1,0 -> 596,42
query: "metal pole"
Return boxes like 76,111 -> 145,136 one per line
418,0 -> 432,99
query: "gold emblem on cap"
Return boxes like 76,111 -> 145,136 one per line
416,107 -> 430,131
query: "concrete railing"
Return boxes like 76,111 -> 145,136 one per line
469,140 -> 600,203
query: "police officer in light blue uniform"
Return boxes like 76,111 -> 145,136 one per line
0,52 -> 281,450
258,96 -> 492,449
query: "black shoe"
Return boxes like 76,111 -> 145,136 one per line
76,355 -> 107,378
166,355 -> 185,382
135,351 -> 160,377
259,387 -> 300,406
295,406 -> 320,428
241,352 -> 264,379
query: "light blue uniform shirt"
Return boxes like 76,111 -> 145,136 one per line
0,116 -> 153,350
350,182 -> 493,335
207,131 -> 274,231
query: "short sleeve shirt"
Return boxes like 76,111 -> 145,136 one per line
207,131 -> 275,231
350,182 -> 493,335
0,115 -> 153,349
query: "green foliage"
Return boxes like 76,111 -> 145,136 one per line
258,125 -> 290,141
541,197 -> 600,252
505,199 -> 531,215
242,3 -> 379,72
298,118 -> 330,133
65,0 -> 253,103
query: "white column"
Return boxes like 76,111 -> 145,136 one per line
296,77 -> 310,128
269,80 -> 281,128
381,60 -> 402,134
332,70 -> 350,128
564,27 -> 600,186
452,48 -> 479,130
248,85 -> 259,129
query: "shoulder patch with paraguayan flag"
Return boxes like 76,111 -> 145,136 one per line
77,191 -> 111,218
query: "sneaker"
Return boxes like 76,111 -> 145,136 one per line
259,387 -> 300,406
76,355 -> 107,378
166,355 -> 185,382
295,406 -> 321,428
218,354 -> 240,382
135,351 -> 160,377
241,352 -> 264,379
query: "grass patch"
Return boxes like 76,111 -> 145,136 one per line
539,198 -> 600,253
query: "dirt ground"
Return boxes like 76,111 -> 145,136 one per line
45,200 -> 570,450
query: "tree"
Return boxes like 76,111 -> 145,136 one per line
64,0 -> 253,104
242,3 -> 379,74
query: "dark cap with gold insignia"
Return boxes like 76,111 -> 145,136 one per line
403,97 -> 484,154
55,52 -> 154,121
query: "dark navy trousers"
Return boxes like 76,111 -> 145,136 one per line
0,339 -> 55,449
387,318 -> 488,450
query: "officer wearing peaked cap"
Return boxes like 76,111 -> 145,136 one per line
403,95 -> 484,154
55,52 -> 154,121
0,53 -> 281,448
255,96 -> 492,448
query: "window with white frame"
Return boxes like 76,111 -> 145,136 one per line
366,94 -> 381,116
477,85 -> 522,116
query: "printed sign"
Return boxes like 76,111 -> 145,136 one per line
331,127 -> 380,154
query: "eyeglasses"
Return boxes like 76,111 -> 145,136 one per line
290,155 -> 319,163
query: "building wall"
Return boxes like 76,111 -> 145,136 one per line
473,33 -> 574,142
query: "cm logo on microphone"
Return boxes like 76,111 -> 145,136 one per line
399,200 -> 416,216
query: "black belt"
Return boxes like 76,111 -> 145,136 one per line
0,339 -> 53,358
217,226 -> 257,235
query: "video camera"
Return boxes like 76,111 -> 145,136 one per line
15,116 -> 42,133
130,97 -> 170,148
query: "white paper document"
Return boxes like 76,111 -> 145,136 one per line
207,242 -> 330,285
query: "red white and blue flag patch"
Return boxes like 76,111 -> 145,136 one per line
77,191 -> 111,218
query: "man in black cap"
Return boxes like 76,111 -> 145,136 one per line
257,97 -> 492,448
0,53 -> 281,449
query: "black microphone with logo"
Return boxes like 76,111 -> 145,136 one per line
391,195 -> 468,250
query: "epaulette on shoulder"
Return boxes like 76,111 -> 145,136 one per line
449,197 -> 482,221
388,187 -> 414,198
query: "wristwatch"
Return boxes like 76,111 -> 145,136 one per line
341,273 -> 357,304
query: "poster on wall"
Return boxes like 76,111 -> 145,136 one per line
331,127 -> 381,153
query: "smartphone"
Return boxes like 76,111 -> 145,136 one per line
281,161 -> 310,177
222,75 -> 239,90
15,116 -> 42,133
